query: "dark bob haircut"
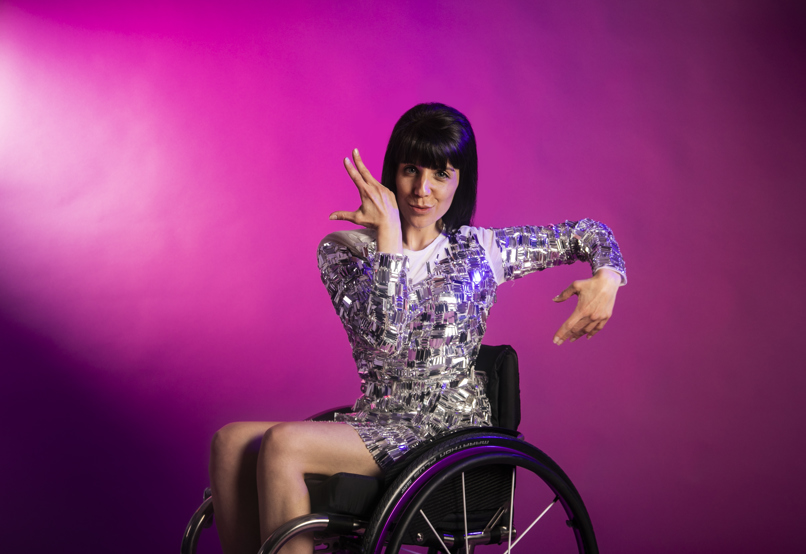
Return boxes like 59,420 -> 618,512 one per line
381,103 -> 478,233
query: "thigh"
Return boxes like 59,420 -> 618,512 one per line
261,421 -> 382,478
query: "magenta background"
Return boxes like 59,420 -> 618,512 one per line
1,0 -> 805,552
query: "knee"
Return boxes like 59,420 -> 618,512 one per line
259,423 -> 302,467
210,422 -> 257,465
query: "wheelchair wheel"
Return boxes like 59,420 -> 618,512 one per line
361,431 -> 597,554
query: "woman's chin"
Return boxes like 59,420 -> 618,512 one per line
404,218 -> 439,231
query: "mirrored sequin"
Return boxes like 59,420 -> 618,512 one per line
318,221 -> 625,469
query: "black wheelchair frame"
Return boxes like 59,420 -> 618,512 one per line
181,345 -> 598,554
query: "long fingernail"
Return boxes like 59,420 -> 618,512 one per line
345,157 -> 351,165
353,148 -> 359,156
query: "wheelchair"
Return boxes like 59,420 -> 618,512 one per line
182,345 -> 598,554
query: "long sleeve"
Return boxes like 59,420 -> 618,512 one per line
318,231 -> 412,356
489,218 -> 626,282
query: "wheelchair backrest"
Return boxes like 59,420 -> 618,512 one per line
475,344 -> 521,431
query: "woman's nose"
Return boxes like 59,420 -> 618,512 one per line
414,175 -> 431,196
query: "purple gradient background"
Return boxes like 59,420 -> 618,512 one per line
1,0 -> 804,552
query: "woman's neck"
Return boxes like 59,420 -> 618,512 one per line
401,221 -> 443,252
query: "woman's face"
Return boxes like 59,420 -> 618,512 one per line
395,162 -> 459,233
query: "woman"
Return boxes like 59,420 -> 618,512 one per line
209,103 -> 625,554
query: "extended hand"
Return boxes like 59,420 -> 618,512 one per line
552,269 -> 621,345
330,149 -> 400,231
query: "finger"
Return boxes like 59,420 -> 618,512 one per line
329,210 -> 359,223
587,320 -> 608,340
351,148 -> 377,184
553,314 -> 581,345
572,320 -> 599,342
552,281 -> 580,303
568,317 -> 592,343
343,157 -> 367,188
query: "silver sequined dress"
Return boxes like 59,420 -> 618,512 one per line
317,219 -> 625,470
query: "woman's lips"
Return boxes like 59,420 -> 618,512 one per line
409,204 -> 434,214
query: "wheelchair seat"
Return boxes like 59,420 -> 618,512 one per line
306,471 -> 381,520
181,345 -> 598,554
303,344 -> 521,520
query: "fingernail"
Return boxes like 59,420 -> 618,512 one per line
553,337 -> 562,345
345,157 -> 351,165
329,214 -> 336,220
354,148 -> 359,155
570,337 -> 576,343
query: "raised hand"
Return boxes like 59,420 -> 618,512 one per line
330,149 -> 403,254
330,149 -> 400,228
552,268 -> 622,345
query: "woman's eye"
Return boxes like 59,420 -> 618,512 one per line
437,171 -> 449,179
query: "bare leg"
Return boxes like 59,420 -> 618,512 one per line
257,421 -> 381,554
209,421 -> 281,554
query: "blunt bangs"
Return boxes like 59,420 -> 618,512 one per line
391,122 -> 467,172
381,103 -> 478,233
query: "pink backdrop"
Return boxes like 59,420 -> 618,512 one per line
1,0 -> 804,552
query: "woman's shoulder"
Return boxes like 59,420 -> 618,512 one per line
318,229 -> 376,256
456,225 -> 491,234
455,225 -> 497,244
454,225 -> 505,284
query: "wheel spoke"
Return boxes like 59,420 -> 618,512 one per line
419,509 -> 451,553
461,471 -> 469,554
508,496 -> 559,550
482,505 -> 507,533
506,466 -> 515,554
362,435 -> 598,554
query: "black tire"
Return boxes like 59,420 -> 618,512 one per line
361,431 -> 597,554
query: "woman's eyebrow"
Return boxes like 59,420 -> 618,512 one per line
401,163 -> 456,172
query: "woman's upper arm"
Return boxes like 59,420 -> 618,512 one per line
318,234 -> 412,355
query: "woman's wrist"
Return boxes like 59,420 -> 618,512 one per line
376,221 -> 403,255
594,267 -> 623,285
